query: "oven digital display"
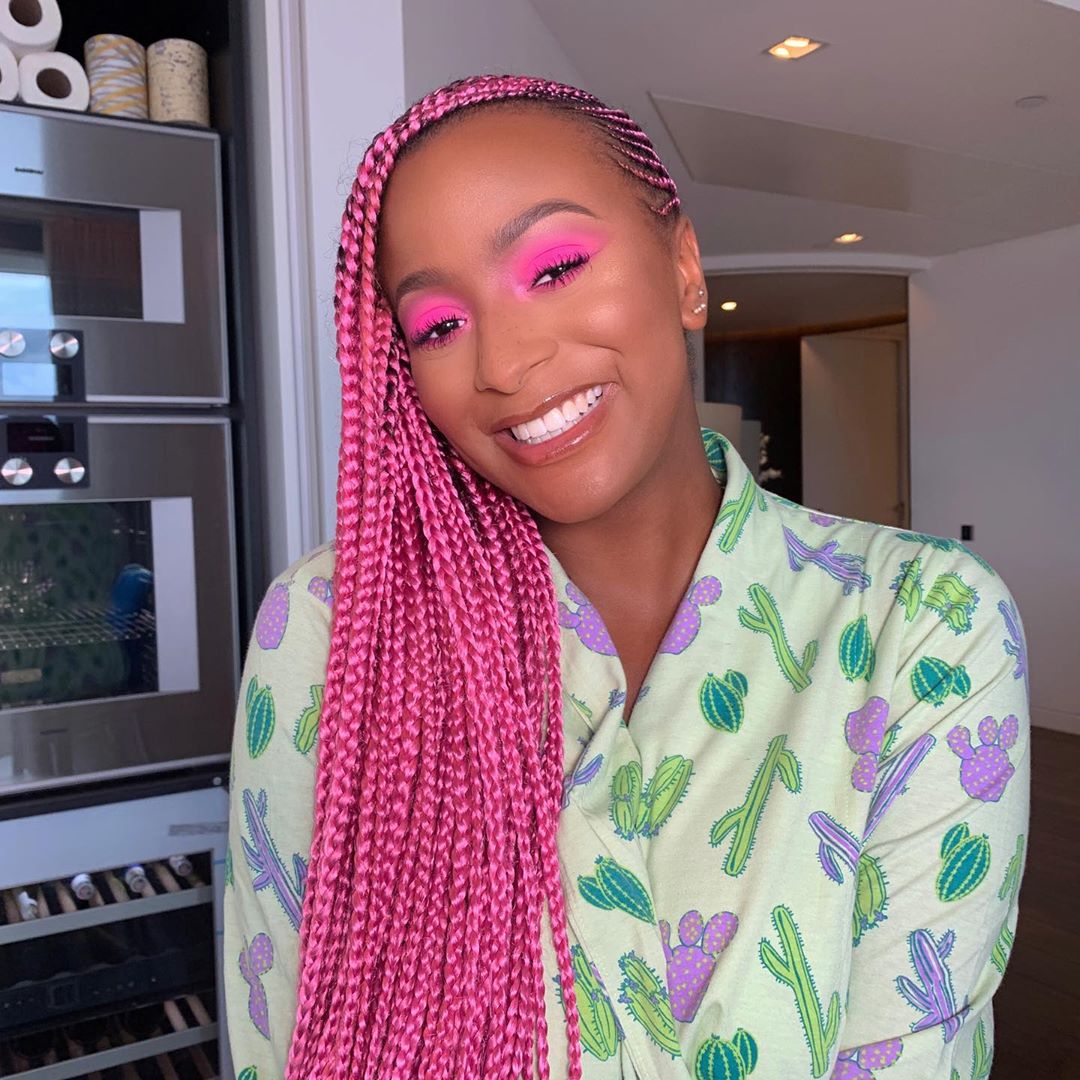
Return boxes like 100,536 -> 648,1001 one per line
2,362 -> 61,398
7,418 -> 76,453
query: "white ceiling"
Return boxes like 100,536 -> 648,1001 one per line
703,272 -> 907,336
529,0 -> 1080,259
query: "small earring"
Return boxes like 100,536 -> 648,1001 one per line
692,303 -> 707,313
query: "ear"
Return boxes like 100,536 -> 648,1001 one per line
673,216 -> 708,331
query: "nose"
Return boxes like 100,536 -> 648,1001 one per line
474,308 -> 557,394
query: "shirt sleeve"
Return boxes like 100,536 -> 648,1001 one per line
833,547 -> 1031,1079
222,551 -> 332,1079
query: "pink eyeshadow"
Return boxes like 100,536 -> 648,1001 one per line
400,296 -> 466,339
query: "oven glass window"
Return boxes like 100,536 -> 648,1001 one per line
0,501 -> 158,709
0,198 -> 143,319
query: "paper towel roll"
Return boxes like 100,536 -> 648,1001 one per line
85,33 -> 147,119
0,41 -> 17,101
17,51 -> 89,112
0,0 -> 61,60
148,38 -> 209,127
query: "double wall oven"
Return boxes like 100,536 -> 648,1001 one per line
0,106 -> 239,1078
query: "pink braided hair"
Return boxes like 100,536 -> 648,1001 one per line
287,73 -> 682,1078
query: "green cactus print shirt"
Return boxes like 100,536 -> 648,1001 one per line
223,429 -> 1029,1080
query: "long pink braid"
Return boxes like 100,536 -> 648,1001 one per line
287,73 -> 682,1079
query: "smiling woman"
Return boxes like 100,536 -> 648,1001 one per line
223,74 -> 1029,1080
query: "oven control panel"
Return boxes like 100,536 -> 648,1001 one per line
0,329 -> 85,403
0,416 -> 88,488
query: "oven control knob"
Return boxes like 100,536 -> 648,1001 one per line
2,457 -> 32,486
49,331 -> 80,359
0,330 -> 26,357
54,457 -> 86,485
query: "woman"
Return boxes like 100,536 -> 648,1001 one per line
224,75 -> 1029,1079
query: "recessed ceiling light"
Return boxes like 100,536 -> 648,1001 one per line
720,301 -> 738,312
833,232 -> 864,244
766,36 -> 825,60
1014,94 -> 1049,109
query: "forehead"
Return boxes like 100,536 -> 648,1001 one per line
378,107 -> 631,282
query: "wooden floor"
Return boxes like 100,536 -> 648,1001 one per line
992,725 -> 1079,1077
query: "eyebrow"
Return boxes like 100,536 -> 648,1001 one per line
391,199 -> 599,308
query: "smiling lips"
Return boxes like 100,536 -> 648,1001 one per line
507,385 -> 605,445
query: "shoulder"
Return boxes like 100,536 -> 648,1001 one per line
250,541 -> 337,656
764,492 -> 1010,606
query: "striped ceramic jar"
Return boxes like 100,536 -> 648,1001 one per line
84,34 -> 148,119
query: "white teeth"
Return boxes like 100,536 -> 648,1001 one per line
508,384 -> 607,444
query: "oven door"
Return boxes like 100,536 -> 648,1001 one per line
0,416 -> 238,794
0,105 -> 227,404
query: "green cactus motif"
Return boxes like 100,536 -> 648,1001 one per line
553,944 -> 623,1060
611,761 -> 647,840
936,823 -> 991,902
224,845 -> 234,888
578,856 -> 655,922
998,834 -> 1025,905
839,615 -> 877,682
617,951 -> 682,1058
716,474 -> 758,554
738,583 -> 818,692
237,1069 -> 258,1080
245,677 -> 276,758
567,692 -> 594,725
990,922 -> 1014,975
969,1018 -> 993,1080
293,684 -> 323,754
694,1028 -> 759,1080
710,735 -> 801,877
853,852 -> 888,945
890,557 -> 924,620
610,756 -> 694,840
699,670 -> 750,732
911,656 -> 971,707
759,905 -> 841,1078
642,756 -> 694,838
924,572 -> 980,635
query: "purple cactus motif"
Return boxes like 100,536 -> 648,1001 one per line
895,928 -> 970,1043
559,582 -> 617,655
238,932 -> 274,1038
659,575 -> 722,654
845,697 -> 891,792
783,526 -> 872,595
240,788 -> 307,931
810,512 -> 840,527
562,753 -> 603,809
830,1038 -> 903,1079
659,909 -> 739,1022
864,734 -> 936,840
307,575 -> 333,608
999,598 -> 1028,687
947,715 -> 1019,802
255,582 -> 290,649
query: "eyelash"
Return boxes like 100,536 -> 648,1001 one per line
408,252 -> 591,349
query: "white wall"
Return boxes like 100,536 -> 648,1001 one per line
245,1 -> 406,571
909,224 -> 1080,734
403,0 -> 586,100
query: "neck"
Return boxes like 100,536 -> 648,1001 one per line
538,398 -> 723,602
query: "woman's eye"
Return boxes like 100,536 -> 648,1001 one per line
531,252 -> 589,289
411,316 -> 465,349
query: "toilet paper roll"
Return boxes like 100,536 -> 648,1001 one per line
147,38 -> 209,127
17,51 -> 89,112
0,41 -> 17,101
85,34 -> 147,119
0,0 -> 61,60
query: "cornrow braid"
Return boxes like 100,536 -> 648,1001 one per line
286,73 -> 681,1079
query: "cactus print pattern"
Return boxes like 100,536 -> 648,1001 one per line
947,714 -> 1019,802
238,932 -> 274,1038
224,430 -> 1028,1079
